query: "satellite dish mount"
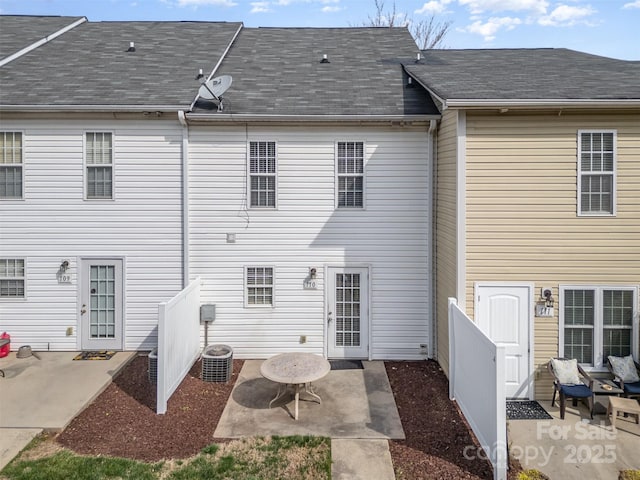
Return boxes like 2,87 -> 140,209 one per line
198,75 -> 233,112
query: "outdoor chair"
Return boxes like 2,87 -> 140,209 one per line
606,355 -> 640,399
548,357 -> 594,420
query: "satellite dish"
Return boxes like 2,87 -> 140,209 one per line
198,75 -> 232,101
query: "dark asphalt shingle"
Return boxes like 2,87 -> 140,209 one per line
0,20 -> 242,107
194,27 -> 438,116
405,48 -> 640,101
0,15 -> 85,61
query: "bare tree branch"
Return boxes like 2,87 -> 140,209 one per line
358,0 -> 451,49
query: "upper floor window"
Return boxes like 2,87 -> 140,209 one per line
578,131 -> 615,216
0,259 -> 25,298
249,141 -> 276,208
86,132 -> 113,199
0,132 -> 23,199
561,286 -> 638,370
337,141 -> 364,208
246,266 -> 274,306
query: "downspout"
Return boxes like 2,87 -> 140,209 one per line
178,110 -> 189,288
428,119 -> 438,359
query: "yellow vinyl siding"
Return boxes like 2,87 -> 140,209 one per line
435,109 -> 459,375
463,111 -> 640,398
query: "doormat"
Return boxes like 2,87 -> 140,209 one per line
506,400 -> 552,420
73,351 -> 116,361
330,360 -> 364,370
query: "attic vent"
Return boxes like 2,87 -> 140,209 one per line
415,52 -> 421,63
320,54 -> 330,63
127,41 -> 136,52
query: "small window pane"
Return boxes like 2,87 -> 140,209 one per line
564,328 -> 593,365
249,141 -> 276,207
603,290 -> 633,326
246,267 -> 273,306
0,259 -> 25,298
86,133 -> 113,199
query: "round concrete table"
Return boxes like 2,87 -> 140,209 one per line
260,352 -> 331,420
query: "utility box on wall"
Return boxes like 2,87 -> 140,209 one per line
200,304 -> 216,324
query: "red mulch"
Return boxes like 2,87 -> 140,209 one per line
56,355 -> 520,478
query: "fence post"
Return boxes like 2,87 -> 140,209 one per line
448,297 -> 457,400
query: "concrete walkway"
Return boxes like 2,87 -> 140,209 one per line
0,351 -> 135,471
509,399 -> 640,479
215,360 -> 401,479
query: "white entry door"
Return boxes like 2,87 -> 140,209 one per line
476,284 -> 532,399
80,259 -> 124,350
327,267 -> 369,359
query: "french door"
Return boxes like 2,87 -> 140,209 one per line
327,267 -> 369,359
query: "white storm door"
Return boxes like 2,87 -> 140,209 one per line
80,259 -> 124,350
476,285 -> 532,399
327,267 -> 369,359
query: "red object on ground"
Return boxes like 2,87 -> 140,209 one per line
0,332 -> 10,357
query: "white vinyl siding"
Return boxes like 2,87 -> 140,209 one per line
249,141 -> 276,208
336,141 -> 364,208
0,119 -> 183,350
85,132 -> 113,199
560,286 -> 638,370
190,125 -> 430,360
0,259 -> 25,298
245,266 -> 274,306
578,130 -> 616,216
0,132 -> 23,199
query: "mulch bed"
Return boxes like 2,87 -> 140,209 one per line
56,355 -> 519,479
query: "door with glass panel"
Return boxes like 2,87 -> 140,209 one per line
80,259 -> 123,350
327,267 -> 369,358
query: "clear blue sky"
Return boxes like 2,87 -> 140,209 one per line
1,0 -> 638,60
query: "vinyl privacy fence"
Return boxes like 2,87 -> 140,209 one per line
449,297 -> 507,480
156,277 -> 202,414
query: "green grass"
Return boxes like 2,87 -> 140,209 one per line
1,435 -> 331,480
1,450 -> 160,480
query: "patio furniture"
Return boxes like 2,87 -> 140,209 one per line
606,355 -> 640,399
548,357 -> 594,419
607,396 -> 640,430
260,352 -> 331,420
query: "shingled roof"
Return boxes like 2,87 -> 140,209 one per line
405,48 -> 640,107
0,15 -> 85,63
191,27 -> 438,117
0,19 -> 242,110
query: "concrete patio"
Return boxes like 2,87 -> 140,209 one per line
0,351 -> 136,470
508,398 -> 640,479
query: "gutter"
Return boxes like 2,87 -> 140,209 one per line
443,99 -> 640,109
0,105 -> 187,113
178,110 -> 189,289
0,17 -> 87,67
186,113 -> 440,123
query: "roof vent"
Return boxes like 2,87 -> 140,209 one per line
320,54 -> 330,64
415,52 -> 421,63
407,76 -> 414,88
195,68 -> 204,81
127,41 -> 136,53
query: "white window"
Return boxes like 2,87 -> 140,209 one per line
0,132 -> 23,199
578,131 -> 616,216
0,259 -> 25,298
336,141 -> 364,208
86,132 -> 113,199
560,286 -> 638,370
245,267 -> 274,306
249,141 -> 276,208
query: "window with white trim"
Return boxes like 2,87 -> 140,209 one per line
86,132 -> 113,199
246,267 -> 274,306
578,131 -> 615,215
0,259 -> 25,298
0,132 -> 23,199
561,286 -> 638,369
337,141 -> 364,208
249,141 -> 276,208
